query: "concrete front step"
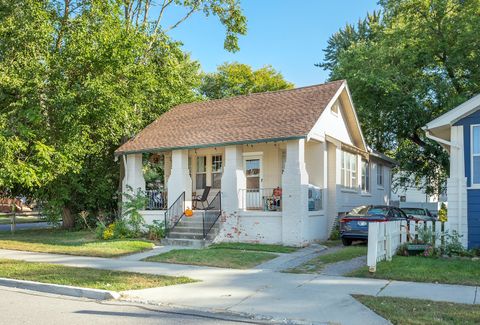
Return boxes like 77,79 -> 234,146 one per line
172,226 -> 219,234
161,238 -> 210,248
168,232 -> 216,241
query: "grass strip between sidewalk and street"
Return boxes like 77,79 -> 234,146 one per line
145,248 -> 278,269
0,229 -> 154,258
348,256 -> 480,286
285,245 -> 367,273
354,295 -> 480,325
209,242 -> 298,253
0,259 -> 195,291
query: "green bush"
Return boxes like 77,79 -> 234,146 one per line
122,187 -> 148,238
329,220 -> 340,240
147,220 -> 166,241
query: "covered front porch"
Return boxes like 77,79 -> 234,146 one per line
121,138 -> 329,246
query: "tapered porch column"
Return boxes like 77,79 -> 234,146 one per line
122,154 -> 145,198
167,149 -> 192,209
281,139 -> 309,246
221,145 -> 246,214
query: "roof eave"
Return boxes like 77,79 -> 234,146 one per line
424,93 -> 480,131
114,135 -> 307,156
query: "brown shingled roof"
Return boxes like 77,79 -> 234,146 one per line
115,80 -> 345,154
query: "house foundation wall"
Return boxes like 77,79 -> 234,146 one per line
215,212 -> 283,244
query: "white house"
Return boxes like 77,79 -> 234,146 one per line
424,94 -> 480,248
115,80 -> 394,246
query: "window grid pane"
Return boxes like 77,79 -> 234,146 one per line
473,126 -> 480,155
474,156 -> 480,185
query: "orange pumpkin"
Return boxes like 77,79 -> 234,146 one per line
185,208 -> 193,217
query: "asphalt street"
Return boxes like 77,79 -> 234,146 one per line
0,287 -> 269,325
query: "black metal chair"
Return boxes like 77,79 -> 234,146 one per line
193,186 -> 211,209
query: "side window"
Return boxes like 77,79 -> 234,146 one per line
472,125 -> 480,185
377,164 -> 384,186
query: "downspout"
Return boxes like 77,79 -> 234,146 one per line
122,154 -> 128,189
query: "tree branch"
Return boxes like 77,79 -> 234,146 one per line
55,0 -> 70,51
165,2 -> 200,32
151,0 -> 173,36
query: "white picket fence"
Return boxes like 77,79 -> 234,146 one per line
367,220 -> 446,272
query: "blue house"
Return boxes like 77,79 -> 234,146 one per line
424,95 -> 480,248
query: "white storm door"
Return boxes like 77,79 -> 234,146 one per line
244,156 -> 263,210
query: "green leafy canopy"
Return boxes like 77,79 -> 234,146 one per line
199,62 -> 294,99
319,0 -> 480,195
0,0 -> 247,226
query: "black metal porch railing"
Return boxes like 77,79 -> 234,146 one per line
203,191 -> 221,239
146,189 -> 167,210
164,191 -> 185,237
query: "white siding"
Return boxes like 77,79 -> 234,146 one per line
310,99 -> 355,145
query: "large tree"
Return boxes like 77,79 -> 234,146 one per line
199,62 -> 294,99
0,0 -> 246,228
319,0 -> 480,195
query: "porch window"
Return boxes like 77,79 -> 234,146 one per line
196,156 -> 207,190
341,151 -> 357,189
377,164 -> 384,186
211,155 -> 223,188
473,125 -> 480,185
361,159 -> 370,192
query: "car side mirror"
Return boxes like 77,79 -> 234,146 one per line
407,215 -> 414,219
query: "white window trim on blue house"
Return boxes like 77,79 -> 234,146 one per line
471,124 -> 480,188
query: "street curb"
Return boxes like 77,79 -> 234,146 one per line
0,277 -> 120,300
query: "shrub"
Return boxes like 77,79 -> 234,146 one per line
329,220 -> 340,240
147,220 -> 166,241
95,222 -> 107,239
122,186 -> 148,237
438,202 -> 448,222
443,230 -> 467,256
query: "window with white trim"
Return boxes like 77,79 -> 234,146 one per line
331,101 -> 339,115
211,155 -> 223,188
473,125 -> 480,185
196,156 -> 207,190
361,159 -> 370,192
341,151 -> 357,188
377,164 -> 384,186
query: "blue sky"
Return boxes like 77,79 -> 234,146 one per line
163,1 -> 379,87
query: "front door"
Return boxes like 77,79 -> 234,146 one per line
244,157 -> 262,210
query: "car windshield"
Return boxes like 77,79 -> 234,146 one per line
349,206 -> 389,216
402,208 -> 426,215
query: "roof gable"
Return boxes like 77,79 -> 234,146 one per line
307,83 -> 367,151
425,93 -> 480,130
116,80 -> 346,154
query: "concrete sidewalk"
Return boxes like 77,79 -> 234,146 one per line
0,248 -> 478,325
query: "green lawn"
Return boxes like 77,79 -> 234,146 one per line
0,229 -> 153,258
0,259 -> 194,291
355,295 -> 480,325
349,256 -> 480,286
286,245 -> 367,273
209,242 -> 298,253
145,248 -> 277,269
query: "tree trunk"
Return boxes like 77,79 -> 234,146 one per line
62,206 -> 75,229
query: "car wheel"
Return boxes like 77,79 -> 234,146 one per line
342,238 -> 352,246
